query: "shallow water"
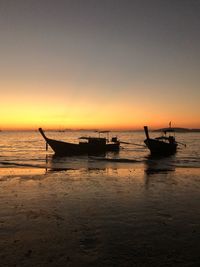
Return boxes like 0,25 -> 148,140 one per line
0,130 -> 200,266
0,130 -> 200,172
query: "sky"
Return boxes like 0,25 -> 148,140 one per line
0,0 -> 200,130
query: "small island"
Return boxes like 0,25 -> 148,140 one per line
154,127 -> 200,133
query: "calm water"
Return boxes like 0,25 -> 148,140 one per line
0,130 -> 200,174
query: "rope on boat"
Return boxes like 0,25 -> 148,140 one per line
176,141 -> 186,147
120,141 -> 146,147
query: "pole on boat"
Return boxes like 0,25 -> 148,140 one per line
144,126 -> 150,139
177,141 -> 186,147
120,141 -> 145,147
39,128 -> 47,140
38,128 -> 49,150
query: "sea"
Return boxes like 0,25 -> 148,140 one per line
0,130 -> 200,266
0,130 -> 200,174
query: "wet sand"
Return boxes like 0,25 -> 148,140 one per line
0,166 -> 200,266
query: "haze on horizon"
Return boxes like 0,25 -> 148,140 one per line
0,0 -> 200,130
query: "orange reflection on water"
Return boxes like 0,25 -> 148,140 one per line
0,167 -> 45,177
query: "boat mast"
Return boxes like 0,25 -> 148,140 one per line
144,126 -> 150,139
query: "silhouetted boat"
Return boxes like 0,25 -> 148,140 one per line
144,126 -> 178,155
39,128 -> 120,156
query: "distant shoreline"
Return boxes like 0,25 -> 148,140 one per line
153,127 -> 200,133
1,128 -> 200,133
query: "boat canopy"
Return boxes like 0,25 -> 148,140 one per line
79,136 -> 106,140
79,136 -> 107,145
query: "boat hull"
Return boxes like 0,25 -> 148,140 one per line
46,138 -> 120,156
144,138 -> 177,156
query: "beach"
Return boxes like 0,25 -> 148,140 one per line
0,164 -> 200,267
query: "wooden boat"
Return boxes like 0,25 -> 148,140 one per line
39,128 -> 120,156
144,126 -> 178,155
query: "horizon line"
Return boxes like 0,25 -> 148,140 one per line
1,126 -> 200,132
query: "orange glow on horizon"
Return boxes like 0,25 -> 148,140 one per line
1,112 -> 199,131
1,101 -> 199,131
1,82 -> 199,131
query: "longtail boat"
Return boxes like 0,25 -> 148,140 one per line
39,128 -> 120,156
144,126 -> 178,156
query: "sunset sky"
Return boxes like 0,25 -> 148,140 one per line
0,0 -> 200,130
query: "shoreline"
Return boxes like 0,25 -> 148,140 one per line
0,166 -> 200,266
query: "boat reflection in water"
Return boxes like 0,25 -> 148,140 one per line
44,151 -> 120,173
44,149 -> 141,177
144,154 -> 176,176
144,154 -> 176,190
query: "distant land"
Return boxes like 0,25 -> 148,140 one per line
1,128 -> 200,133
43,128 -> 200,133
154,127 -> 200,133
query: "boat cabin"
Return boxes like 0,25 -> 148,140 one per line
155,135 -> 175,144
78,130 -> 118,146
79,136 -> 107,145
160,128 -> 176,144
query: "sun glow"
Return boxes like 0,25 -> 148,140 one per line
1,81 -> 199,130
2,99 -> 199,131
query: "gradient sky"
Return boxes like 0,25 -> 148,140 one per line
0,0 -> 200,130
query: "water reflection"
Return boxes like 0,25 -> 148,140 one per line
45,154 -> 108,173
144,154 -> 175,176
144,155 -> 176,189
45,154 -> 139,176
